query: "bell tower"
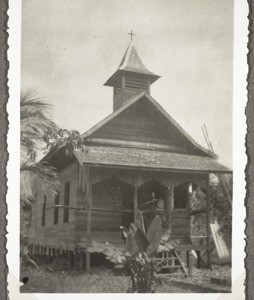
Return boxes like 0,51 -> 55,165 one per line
104,34 -> 160,111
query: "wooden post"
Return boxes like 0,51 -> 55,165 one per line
67,251 -> 71,270
70,251 -> 74,270
79,252 -> 84,270
187,251 -> 193,278
206,186 -> 212,269
197,251 -> 201,269
166,187 -> 174,230
74,250 -> 78,271
133,185 -> 138,225
133,173 -> 141,225
85,166 -> 92,273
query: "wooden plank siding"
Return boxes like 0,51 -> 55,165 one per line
28,161 -> 80,249
171,209 -> 191,238
28,162 -> 207,251
90,99 -> 186,148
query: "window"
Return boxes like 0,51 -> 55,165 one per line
54,193 -> 59,225
63,182 -> 70,223
42,195 -> 46,226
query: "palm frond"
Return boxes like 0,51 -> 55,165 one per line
21,89 -> 52,111
20,162 -> 59,206
20,90 -> 60,161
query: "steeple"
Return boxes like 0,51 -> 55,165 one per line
104,41 -> 160,111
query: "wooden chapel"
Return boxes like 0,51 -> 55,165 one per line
27,40 -> 231,274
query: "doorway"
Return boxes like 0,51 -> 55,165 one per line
138,180 -> 167,230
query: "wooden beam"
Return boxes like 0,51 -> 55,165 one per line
133,185 -> 138,225
166,187 -> 174,229
83,163 -> 232,175
189,208 -> 206,216
53,204 -> 167,214
187,251 -> 193,278
133,173 -> 141,225
85,137 -> 185,153
206,186 -> 212,269
85,166 -> 92,273
54,204 -> 132,213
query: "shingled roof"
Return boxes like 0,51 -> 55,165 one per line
73,146 -> 231,174
104,42 -> 160,86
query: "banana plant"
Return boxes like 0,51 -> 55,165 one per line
91,215 -> 179,293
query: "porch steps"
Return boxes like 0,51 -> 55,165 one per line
155,250 -> 189,277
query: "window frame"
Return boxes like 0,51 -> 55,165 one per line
54,193 -> 60,225
42,195 -> 46,226
63,182 -> 70,223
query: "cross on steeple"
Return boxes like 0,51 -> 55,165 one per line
128,30 -> 135,41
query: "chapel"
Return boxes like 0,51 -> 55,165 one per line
28,38 -> 231,274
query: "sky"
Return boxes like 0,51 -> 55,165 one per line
21,0 -> 233,168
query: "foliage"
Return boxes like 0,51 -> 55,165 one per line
20,90 -> 59,206
20,89 -> 83,206
91,216 -> 179,293
190,174 -> 232,237
20,90 -> 83,278
210,174 -> 232,235
190,187 -> 207,235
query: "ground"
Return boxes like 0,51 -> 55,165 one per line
20,256 -> 231,293
21,266 -> 195,293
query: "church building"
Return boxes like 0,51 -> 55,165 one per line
28,39 -> 231,274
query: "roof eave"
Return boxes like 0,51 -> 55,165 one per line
104,69 -> 160,86
81,161 -> 232,174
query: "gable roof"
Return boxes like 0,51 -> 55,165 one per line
82,91 -> 214,158
104,43 -> 160,86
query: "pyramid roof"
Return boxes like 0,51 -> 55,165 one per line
104,42 -> 160,86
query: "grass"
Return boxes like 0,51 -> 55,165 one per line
20,256 -> 230,293
21,266 -> 194,293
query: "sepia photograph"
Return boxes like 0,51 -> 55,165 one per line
10,0 -> 245,296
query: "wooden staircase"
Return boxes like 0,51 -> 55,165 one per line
154,250 -> 189,278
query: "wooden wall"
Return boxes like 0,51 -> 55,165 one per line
28,161 -> 80,250
171,209 -> 191,238
28,163 -> 208,250
91,99 -> 185,148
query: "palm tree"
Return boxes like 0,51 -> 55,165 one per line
20,90 -> 61,271
20,90 -> 83,271
20,90 -> 60,208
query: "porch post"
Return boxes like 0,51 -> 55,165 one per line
133,172 -> 141,225
85,166 -> 92,273
206,185 -> 212,269
166,187 -> 174,230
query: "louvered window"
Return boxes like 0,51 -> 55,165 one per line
125,76 -> 149,91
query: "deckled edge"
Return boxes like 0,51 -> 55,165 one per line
246,0 -> 254,299
0,0 -> 9,299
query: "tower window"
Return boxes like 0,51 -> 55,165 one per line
42,195 -> 46,226
63,182 -> 70,223
125,76 -> 149,91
